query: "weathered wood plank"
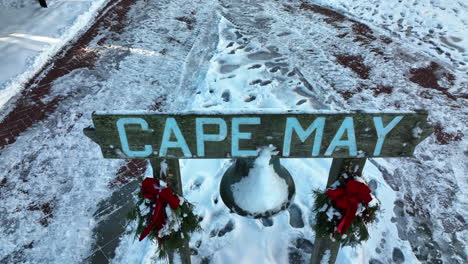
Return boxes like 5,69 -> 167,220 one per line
85,112 -> 432,159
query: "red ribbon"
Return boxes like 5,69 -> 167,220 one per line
138,178 -> 180,242
326,180 -> 372,235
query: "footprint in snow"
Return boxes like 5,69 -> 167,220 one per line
217,219 -> 235,237
247,51 -> 281,60
244,94 -> 256,102
250,79 -> 262,85
219,74 -> 236,80
260,80 -> 272,86
248,64 -> 262,69
295,238 -> 313,254
221,90 -> 230,102
269,66 -> 281,73
219,64 -> 240,74
296,99 -> 307,105
260,217 -> 273,227
288,203 -> 304,228
189,177 -> 204,191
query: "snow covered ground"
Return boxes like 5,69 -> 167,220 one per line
0,0 -> 108,112
310,0 -> 468,71
0,0 -> 466,263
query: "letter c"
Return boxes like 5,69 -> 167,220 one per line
116,117 -> 152,157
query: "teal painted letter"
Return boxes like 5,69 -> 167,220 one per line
325,117 -> 357,156
159,118 -> 192,157
231,117 -> 261,157
373,116 -> 403,156
116,117 -> 152,157
196,117 -> 227,157
283,117 -> 325,156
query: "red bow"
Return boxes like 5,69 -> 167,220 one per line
326,180 -> 372,235
139,178 -> 180,242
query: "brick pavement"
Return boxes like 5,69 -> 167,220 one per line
0,0 -> 150,262
0,0 -> 136,149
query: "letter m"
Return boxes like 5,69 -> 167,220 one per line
283,117 -> 325,157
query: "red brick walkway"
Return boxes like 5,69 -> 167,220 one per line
0,0 -> 136,149
110,159 -> 148,188
0,0 -> 151,193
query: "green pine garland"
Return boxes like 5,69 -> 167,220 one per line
128,188 -> 201,260
312,175 -> 380,247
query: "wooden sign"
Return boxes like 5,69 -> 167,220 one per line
84,111 -> 432,159
83,111 -> 433,264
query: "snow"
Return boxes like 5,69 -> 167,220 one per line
356,203 -> 364,216
231,146 -> 289,214
412,126 -> 423,138
368,195 -> 379,208
356,150 -> 365,158
0,0 -> 108,115
158,205 -> 181,238
309,0 -> 468,70
353,177 -> 366,184
0,0 -> 34,8
139,201 -> 151,216
321,250 -> 331,264
330,180 -> 341,189
159,160 -> 168,179
318,204 -> 328,212
326,207 -> 341,221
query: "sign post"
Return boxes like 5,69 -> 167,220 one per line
84,111 -> 431,264
149,159 -> 191,264
310,158 -> 366,263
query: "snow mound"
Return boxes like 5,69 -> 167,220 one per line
231,146 -> 288,213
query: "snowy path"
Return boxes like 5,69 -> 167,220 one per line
0,0 -> 109,113
0,0 -> 218,262
206,2 -> 467,263
0,0 -> 466,264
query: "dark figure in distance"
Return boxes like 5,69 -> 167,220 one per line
39,0 -> 47,8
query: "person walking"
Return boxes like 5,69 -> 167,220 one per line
39,0 -> 47,8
